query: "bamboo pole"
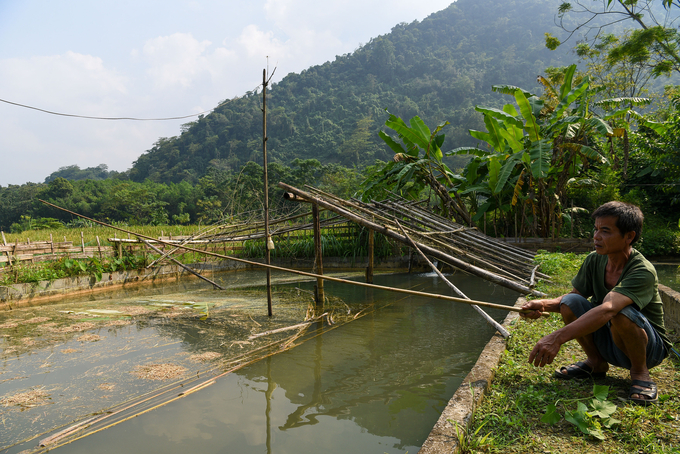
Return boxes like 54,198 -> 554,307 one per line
96,236 -> 102,259
1,231 -> 6,245
312,203 -> 325,306
396,219 -> 513,337
81,232 -> 85,253
279,185 -> 546,297
370,201 -> 533,283
366,228 -> 374,284
263,67 -> 273,317
37,199 -> 544,313
139,238 -> 225,290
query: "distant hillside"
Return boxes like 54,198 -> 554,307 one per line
129,0 -> 572,184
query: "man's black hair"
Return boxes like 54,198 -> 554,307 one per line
592,201 -> 644,245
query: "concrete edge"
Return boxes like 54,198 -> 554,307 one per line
0,256 -> 421,310
418,297 -> 526,454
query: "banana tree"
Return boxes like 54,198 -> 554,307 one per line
362,112 -> 471,224
449,64 -> 633,237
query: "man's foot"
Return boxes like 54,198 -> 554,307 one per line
629,380 -> 658,406
554,361 -> 607,380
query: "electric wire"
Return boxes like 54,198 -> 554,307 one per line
0,97 -> 214,121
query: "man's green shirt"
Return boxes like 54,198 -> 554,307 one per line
571,249 -> 672,352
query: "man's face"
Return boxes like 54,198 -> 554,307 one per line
593,216 -> 634,255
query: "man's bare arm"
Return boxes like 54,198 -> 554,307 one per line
527,291 -> 634,367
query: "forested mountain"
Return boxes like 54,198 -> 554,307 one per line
129,0 -> 572,184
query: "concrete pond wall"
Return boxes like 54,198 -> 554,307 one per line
0,256 -> 418,310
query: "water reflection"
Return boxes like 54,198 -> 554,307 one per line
37,272 -> 518,454
656,264 -> 680,292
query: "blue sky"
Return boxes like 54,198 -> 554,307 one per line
0,0 -> 454,185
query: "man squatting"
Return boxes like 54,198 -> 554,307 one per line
521,201 -> 671,405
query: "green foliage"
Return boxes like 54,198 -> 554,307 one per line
555,1 -> 680,78
363,113 -> 470,223
541,385 -> 621,440
0,255 -> 148,287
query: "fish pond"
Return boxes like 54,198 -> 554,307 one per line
1,269 -> 519,454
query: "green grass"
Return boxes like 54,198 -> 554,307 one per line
462,252 -> 680,454
2,225 -> 203,247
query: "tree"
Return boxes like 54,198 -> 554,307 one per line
450,64 -> 651,237
548,0 -> 680,77
361,113 -> 471,224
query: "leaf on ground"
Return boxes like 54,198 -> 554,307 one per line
592,384 -> 609,401
541,404 -> 561,424
589,398 -> 617,418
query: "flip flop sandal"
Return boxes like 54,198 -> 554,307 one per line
554,361 -> 607,380
628,380 -> 658,406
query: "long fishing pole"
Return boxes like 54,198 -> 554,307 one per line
39,200 -> 546,315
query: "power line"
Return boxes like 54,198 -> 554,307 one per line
0,97 -> 213,121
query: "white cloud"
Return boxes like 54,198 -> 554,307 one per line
0,52 -> 127,111
142,33 -> 215,89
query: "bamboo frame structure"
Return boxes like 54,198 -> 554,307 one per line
277,184 -> 547,297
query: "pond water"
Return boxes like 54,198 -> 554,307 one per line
656,263 -> 680,292
1,269 -> 519,454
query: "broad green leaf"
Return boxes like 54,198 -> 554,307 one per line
541,404 -> 562,424
586,117 -> 613,136
470,129 -> 495,146
528,96 -> 545,119
559,64 -> 577,100
475,106 -> 525,130
472,200 -> 494,222
553,78 -> 590,119
578,145 -> 608,164
602,417 -> 621,428
409,116 -> 431,144
465,158 -> 481,181
515,91 -> 540,142
481,115 -> 503,151
589,399 -> 617,418
595,97 -> 651,108
491,84 -> 536,98
593,385 -> 610,401
447,146 -> 490,157
498,126 -> 524,152
529,140 -> 551,179
379,131 -> 406,155
488,156 -> 501,192
565,407 -> 590,435
385,117 -> 429,150
494,153 -> 522,195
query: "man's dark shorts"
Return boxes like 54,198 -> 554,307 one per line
560,293 -> 667,369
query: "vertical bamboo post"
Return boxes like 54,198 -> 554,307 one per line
313,203 -> 324,307
81,232 -> 85,253
263,67 -> 273,316
96,236 -> 102,259
570,200 -> 574,239
1,231 -> 6,245
366,228 -> 374,283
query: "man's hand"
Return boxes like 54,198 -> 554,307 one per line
520,300 -> 546,320
528,332 -> 562,367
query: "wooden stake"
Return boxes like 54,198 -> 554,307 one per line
96,236 -> 102,259
366,228 -> 374,284
1,231 -> 6,246
50,233 -> 54,254
80,232 -> 85,253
